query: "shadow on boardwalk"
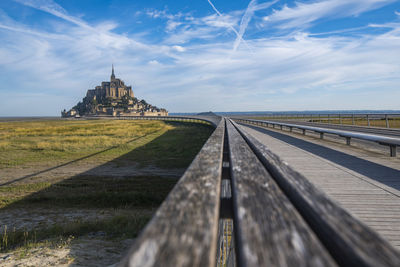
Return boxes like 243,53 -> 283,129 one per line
244,124 -> 400,192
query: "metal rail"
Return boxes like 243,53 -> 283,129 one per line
262,120 -> 400,137
234,118 -> 400,157
237,113 -> 400,129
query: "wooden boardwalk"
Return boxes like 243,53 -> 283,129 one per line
239,123 -> 400,249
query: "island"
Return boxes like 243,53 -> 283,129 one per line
62,65 -> 168,117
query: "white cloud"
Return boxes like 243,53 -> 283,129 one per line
263,0 -> 396,29
166,20 -> 182,31
148,60 -> 161,65
13,0 -> 91,29
172,45 -> 186,52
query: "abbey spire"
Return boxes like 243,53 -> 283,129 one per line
111,64 -> 115,81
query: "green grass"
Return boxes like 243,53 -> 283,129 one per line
0,120 -> 213,169
124,122 -> 214,168
1,213 -> 151,252
0,120 -> 168,168
1,175 -> 178,209
0,118 -> 214,254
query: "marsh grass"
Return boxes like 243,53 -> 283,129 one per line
1,175 -> 178,209
0,120 -> 169,168
124,121 -> 214,168
0,120 -> 213,169
0,119 -> 214,254
1,213 -> 151,252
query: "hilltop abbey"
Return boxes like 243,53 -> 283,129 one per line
62,66 -> 168,117
86,65 -> 134,101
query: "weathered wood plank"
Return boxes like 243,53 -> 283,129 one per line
119,119 -> 225,267
232,119 -> 400,266
226,120 -> 336,267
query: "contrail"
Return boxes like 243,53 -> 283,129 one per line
207,0 -> 224,17
233,0 -> 278,52
206,0 -> 252,52
233,0 -> 258,52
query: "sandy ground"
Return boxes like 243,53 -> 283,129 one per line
0,159 -> 184,186
0,157 -> 184,266
0,237 -> 135,267
0,208 -> 128,232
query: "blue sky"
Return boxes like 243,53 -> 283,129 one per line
0,0 -> 400,115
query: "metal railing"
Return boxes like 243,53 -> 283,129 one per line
240,113 -> 400,129
234,118 -> 400,157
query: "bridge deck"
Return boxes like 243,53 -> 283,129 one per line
238,123 -> 400,249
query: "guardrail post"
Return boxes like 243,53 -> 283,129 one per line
346,137 -> 351,146
390,145 -> 397,157
385,114 -> 389,128
367,114 -> 370,127
289,126 -> 293,132
320,132 -> 324,139
302,129 -> 306,135
280,125 -> 283,130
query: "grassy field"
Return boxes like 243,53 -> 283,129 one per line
0,119 -> 213,263
0,119 -> 212,168
248,116 -> 400,128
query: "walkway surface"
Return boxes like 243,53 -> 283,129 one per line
238,123 -> 400,249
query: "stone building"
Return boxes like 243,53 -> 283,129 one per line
86,65 -> 133,101
62,65 -> 168,117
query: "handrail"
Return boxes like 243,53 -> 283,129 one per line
120,118 -> 225,267
234,118 -> 400,157
239,113 -> 400,116
263,120 -> 400,134
235,113 -> 400,129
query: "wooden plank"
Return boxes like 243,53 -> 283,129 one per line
226,120 -> 336,267
232,119 -> 400,266
120,119 -> 225,267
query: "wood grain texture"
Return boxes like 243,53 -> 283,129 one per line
232,119 -> 400,267
119,119 -> 225,267
226,120 -> 336,267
